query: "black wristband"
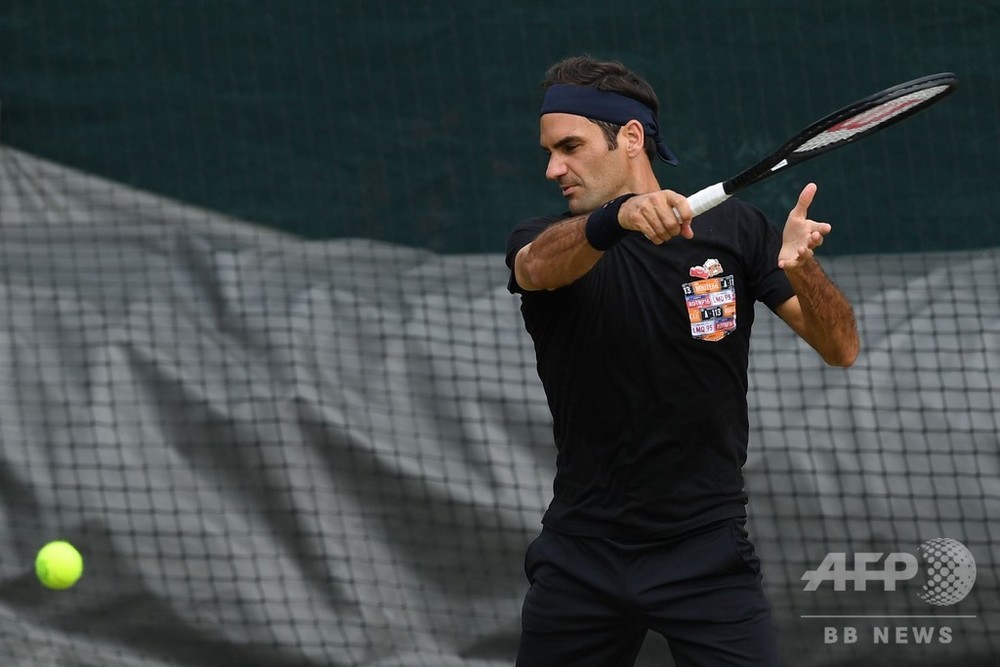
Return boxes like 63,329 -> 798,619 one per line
585,193 -> 636,250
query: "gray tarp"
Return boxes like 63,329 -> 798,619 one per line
0,146 -> 996,666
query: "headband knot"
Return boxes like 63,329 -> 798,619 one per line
540,84 -> 678,165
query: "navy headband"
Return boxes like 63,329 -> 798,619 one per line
540,84 -> 679,166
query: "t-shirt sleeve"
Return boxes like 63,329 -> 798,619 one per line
740,202 -> 796,310
505,215 -> 562,295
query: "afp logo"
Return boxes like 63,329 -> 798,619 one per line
802,538 -> 977,606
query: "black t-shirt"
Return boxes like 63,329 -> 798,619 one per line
506,198 -> 795,539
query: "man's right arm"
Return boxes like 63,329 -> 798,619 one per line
514,215 -> 601,292
513,190 -> 694,292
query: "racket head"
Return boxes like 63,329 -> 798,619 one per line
727,72 -> 958,192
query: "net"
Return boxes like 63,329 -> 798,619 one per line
0,2 -> 997,666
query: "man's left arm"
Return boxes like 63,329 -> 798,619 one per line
773,183 -> 860,367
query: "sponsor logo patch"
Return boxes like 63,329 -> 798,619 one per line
683,259 -> 735,341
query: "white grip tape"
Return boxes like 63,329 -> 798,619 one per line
686,183 -> 731,217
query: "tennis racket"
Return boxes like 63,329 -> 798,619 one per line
685,72 -> 958,217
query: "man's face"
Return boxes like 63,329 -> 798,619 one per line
540,113 -> 628,215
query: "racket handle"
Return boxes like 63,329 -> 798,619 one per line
685,182 -> 731,217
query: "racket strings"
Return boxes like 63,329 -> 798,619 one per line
793,85 -> 950,153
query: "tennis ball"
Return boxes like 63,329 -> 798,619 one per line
35,541 -> 83,590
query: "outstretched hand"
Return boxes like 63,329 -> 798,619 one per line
778,183 -> 832,270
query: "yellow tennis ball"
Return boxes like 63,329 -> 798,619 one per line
35,541 -> 83,590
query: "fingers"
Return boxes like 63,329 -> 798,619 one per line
784,182 -> 830,246
674,205 -> 694,240
620,191 -> 693,244
780,183 -> 840,270
793,182 -> 818,218
778,244 -> 815,269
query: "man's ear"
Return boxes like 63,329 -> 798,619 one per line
622,119 -> 646,158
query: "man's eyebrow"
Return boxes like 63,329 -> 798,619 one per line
541,134 -> 585,152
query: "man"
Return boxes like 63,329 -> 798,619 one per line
505,56 -> 859,666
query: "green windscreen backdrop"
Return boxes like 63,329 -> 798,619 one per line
1,0 -> 996,253
1,3 -> 998,667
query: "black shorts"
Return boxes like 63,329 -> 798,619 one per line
516,518 -> 780,666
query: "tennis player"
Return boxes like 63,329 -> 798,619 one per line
506,56 -> 860,666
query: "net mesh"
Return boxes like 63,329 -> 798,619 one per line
0,2 -> 997,666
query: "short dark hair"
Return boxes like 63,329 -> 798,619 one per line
542,56 -> 661,162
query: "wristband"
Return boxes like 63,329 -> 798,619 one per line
585,193 -> 636,250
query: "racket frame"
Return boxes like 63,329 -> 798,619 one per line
686,72 -> 958,217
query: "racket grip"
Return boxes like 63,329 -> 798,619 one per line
685,183 -> 731,217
